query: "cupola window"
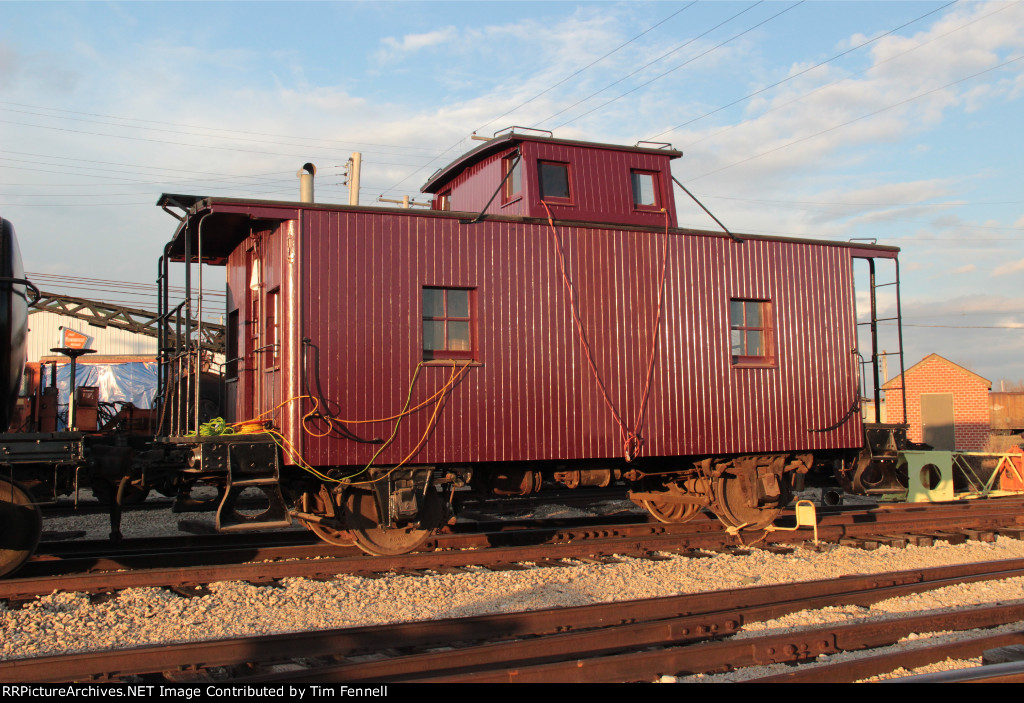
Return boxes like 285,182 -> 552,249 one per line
631,170 -> 659,209
538,161 -> 571,201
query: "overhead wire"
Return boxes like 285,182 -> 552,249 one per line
536,0 -> 774,128
674,0 -> 1021,153
377,1 -> 797,196
0,116 -> 441,166
0,100 -> 443,156
7,4 -> 1015,216
549,1 -> 805,131
903,323 -> 1023,329
479,0 -> 1019,236
685,53 -> 1024,184
687,195 -> 1024,235
475,2 -> 698,134
646,0 -> 958,140
378,3 -> 703,199
0,149 -> 304,182
27,271 -> 224,296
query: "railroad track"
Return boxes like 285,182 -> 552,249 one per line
6,498 -> 1024,600
2,559 -> 1022,683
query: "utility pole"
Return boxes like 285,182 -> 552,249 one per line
344,152 -> 362,206
377,195 -> 432,209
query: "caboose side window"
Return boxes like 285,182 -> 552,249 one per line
730,299 -> 773,366
422,287 -> 475,361
538,161 -> 571,201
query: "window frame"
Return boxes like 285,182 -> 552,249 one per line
502,154 -> 522,204
422,286 -> 477,362
264,286 -> 280,370
729,298 -> 774,367
225,309 -> 240,380
537,159 -> 573,203
630,169 -> 661,211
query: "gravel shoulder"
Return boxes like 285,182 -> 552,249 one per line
6,498 -> 1024,682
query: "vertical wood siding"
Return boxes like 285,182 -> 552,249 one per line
282,209 -> 862,469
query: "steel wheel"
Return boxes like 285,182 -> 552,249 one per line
712,475 -> 783,530
344,489 -> 440,556
0,479 -> 41,577
641,499 -> 700,524
303,485 -> 355,546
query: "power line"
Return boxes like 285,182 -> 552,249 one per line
646,0 -> 957,140
379,3 -> 707,198
675,0 -> 1020,153
692,195 -> 1024,233
685,54 -> 1024,183
1,149 -> 291,180
535,1 -> 771,129
27,272 -> 225,298
476,2 -> 698,133
904,323 -> 1023,329
554,2 -> 809,129
703,193 -> 1024,208
0,102 -> 442,156
0,117 -> 440,166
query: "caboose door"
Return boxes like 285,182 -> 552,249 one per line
246,227 -> 283,421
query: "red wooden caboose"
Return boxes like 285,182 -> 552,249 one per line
160,130 -> 902,553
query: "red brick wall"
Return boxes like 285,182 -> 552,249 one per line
886,356 -> 990,450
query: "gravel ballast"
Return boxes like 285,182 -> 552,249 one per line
4,501 -> 1024,682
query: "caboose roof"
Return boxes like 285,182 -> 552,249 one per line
159,194 -> 899,266
420,132 -> 682,194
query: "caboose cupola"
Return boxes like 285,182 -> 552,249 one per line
422,129 -> 682,228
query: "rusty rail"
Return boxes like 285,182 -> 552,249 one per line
3,559 -> 1024,683
7,498 -> 1024,600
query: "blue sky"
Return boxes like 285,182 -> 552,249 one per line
2,1 -> 1022,386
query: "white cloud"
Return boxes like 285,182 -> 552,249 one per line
993,258 -> 1024,277
380,26 -> 458,54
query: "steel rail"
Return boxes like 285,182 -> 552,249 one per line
7,499 -> 1023,599
417,602 -> 1024,683
2,559 -> 1024,683
889,657 -> 1024,683
748,629 -> 1024,682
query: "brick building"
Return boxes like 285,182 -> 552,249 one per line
882,353 -> 991,450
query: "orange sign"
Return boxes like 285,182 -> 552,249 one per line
59,327 -> 90,350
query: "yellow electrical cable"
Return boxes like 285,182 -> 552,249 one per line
342,361 -> 470,485
213,360 -> 473,486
